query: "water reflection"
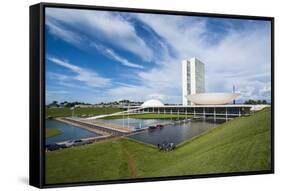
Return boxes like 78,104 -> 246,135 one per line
99,118 -> 171,129
46,118 -> 223,146
45,119 -> 100,144
127,119 -> 221,145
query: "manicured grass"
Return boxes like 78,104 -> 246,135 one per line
102,113 -> 193,120
46,108 -> 271,184
45,128 -> 63,138
46,107 -> 124,118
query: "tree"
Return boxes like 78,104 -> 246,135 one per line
244,99 -> 267,105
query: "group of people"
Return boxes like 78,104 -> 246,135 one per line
157,142 -> 176,151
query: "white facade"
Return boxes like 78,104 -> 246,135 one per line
186,93 -> 240,105
141,99 -> 164,107
182,58 -> 205,105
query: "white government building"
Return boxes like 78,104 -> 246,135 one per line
89,57 -> 261,120
182,57 -> 241,106
182,58 -> 205,105
133,57 -> 252,119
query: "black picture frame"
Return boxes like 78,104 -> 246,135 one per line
30,2 -> 274,188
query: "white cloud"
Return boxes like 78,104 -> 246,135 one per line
46,19 -> 83,46
106,83 -> 179,103
47,72 -> 71,81
136,14 -> 208,59
46,9 -> 271,103
91,43 -> 144,69
46,14 -> 144,70
47,56 -> 111,88
46,8 -> 153,61
46,90 -> 70,95
115,14 -> 271,103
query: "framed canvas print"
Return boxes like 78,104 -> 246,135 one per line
29,2 -> 274,188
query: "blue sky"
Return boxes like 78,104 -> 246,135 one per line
45,8 -> 271,104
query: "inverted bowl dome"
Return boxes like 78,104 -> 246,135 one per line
141,99 -> 164,107
186,93 -> 240,105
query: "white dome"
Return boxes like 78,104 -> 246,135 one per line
187,93 -> 240,105
141,99 -> 164,107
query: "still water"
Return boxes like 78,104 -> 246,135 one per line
99,118 -> 171,129
46,118 -> 222,146
128,120 -> 220,145
103,118 -> 221,146
45,119 -> 100,144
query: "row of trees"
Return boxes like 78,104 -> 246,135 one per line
48,99 -> 268,108
47,99 -> 144,108
47,101 -> 91,108
244,99 -> 268,105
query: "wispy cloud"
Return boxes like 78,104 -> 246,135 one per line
46,8 -> 271,103
46,90 -> 70,95
129,14 -> 271,103
46,19 -> 84,46
91,42 -> 144,69
106,83 -> 178,102
47,56 -> 112,88
46,8 -> 153,61
46,14 -> 144,69
47,72 -> 71,81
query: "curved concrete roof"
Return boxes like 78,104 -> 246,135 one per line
187,93 -> 240,105
141,99 -> 164,107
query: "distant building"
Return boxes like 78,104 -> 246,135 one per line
74,104 -> 93,108
182,58 -> 205,105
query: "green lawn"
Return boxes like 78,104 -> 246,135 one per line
45,108 -> 271,184
102,113 -> 193,120
46,128 -> 63,138
46,107 -> 124,118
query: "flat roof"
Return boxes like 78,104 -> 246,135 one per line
140,104 -> 254,108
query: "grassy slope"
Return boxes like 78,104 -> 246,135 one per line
46,108 -> 271,184
45,128 -> 63,139
46,107 -> 124,118
102,113 -> 192,120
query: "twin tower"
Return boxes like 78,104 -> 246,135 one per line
182,58 -> 205,106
